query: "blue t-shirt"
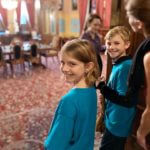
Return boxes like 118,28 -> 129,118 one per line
105,59 -> 136,137
44,87 -> 97,150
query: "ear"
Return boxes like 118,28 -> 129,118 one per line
136,20 -> 143,30
125,41 -> 131,50
85,62 -> 94,73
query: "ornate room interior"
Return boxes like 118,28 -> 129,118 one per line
0,0 -> 148,150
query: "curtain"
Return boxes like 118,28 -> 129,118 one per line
16,0 -> 21,27
0,1 -> 8,28
78,0 -> 89,34
96,0 -> 112,28
26,0 -> 35,28
96,0 -> 102,17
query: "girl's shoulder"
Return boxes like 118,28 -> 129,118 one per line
58,90 -> 77,118
61,88 -> 78,104
144,51 -> 150,66
63,87 -> 96,99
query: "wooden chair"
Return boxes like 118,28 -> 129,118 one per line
0,47 -> 8,77
24,44 -> 40,70
40,36 -> 62,67
9,45 -> 25,77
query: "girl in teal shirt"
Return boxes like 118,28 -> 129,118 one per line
44,39 -> 101,150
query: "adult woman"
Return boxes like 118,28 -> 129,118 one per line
125,0 -> 150,149
81,14 -> 103,73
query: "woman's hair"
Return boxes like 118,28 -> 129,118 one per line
105,26 -> 131,42
84,14 -> 102,31
125,0 -> 150,34
60,39 -> 100,86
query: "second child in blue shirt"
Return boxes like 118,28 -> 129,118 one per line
97,26 -> 137,150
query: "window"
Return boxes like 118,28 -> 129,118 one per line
20,0 -> 29,25
20,0 -> 30,34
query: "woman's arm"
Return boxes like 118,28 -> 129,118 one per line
137,52 -> 150,149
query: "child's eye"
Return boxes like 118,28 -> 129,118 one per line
60,61 -> 64,65
114,42 -> 120,45
106,42 -> 111,46
68,62 -> 76,66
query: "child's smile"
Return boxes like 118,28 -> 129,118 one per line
60,53 -> 87,87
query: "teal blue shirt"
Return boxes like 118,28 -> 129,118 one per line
44,87 -> 97,150
105,59 -> 136,137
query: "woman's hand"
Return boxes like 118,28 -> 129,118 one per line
137,129 -> 148,150
96,76 -> 106,90
97,76 -> 105,84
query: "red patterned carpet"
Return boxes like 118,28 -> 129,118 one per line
0,55 -> 106,150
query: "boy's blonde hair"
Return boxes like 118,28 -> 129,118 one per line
60,39 -> 100,86
105,26 -> 131,42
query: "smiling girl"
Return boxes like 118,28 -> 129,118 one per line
44,39 -> 100,150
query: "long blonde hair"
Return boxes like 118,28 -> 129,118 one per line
60,39 -> 100,86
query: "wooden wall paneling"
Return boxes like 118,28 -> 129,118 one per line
7,10 -> 15,33
129,32 -> 144,56
45,9 -> 50,34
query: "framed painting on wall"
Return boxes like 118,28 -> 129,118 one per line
72,0 -> 77,10
58,0 -> 64,11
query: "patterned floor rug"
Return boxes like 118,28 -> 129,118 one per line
0,56 -> 105,150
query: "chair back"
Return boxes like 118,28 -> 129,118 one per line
51,36 -> 62,50
13,45 -> 22,59
31,44 -> 38,57
0,47 -> 3,61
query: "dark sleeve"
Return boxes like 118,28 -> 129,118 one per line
96,82 -> 136,108
96,54 -> 103,74
81,32 -> 91,40
81,33 -> 86,39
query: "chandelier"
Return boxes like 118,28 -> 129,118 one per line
1,0 -> 18,10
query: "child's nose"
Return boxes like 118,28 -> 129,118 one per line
62,64 -> 70,72
109,44 -> 114,50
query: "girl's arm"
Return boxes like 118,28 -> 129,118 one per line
44,114 -> 75,150
137,52 -> 150,148
44,99 -> 76,150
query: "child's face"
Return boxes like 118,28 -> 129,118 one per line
60,53 -> 87,87
105,34 -> 130,61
